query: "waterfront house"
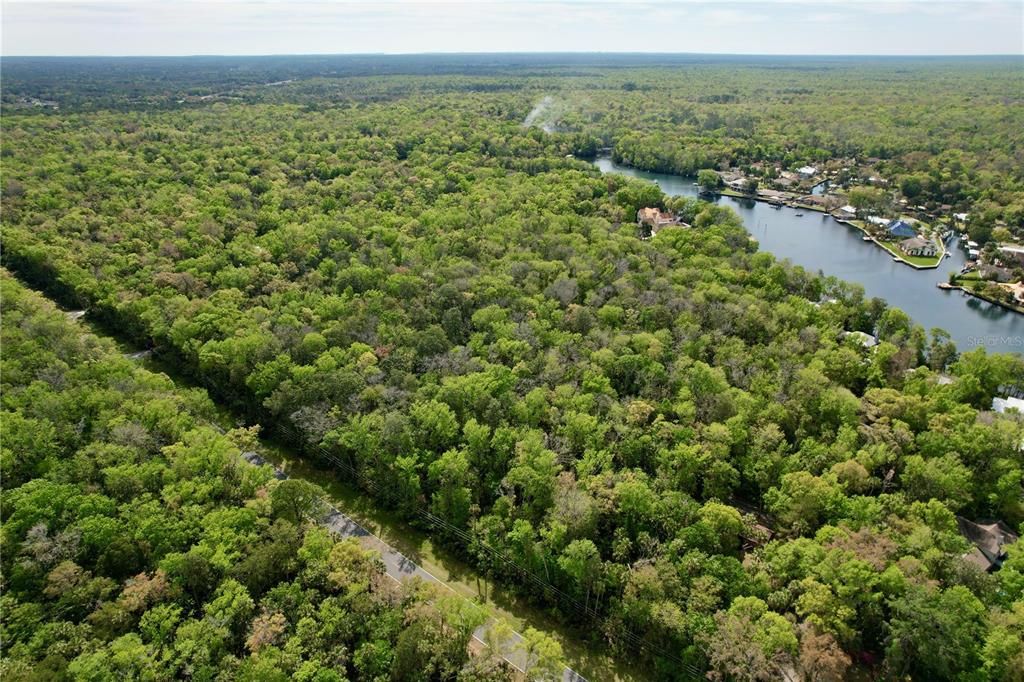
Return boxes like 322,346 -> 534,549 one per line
887,219 -> 917,239
758,189 -> 788,202
998,245 -> 1024,265
992,395 -> 1024,414
841,330 -> 879,349
978,264 -> 1013,282
899,236 -> 938,257
835,205 -> 857,219
957,516 -> 1018,572
774,171 -> 798,189
637,207 -> 674,227
797,165 -> 817,178
799,195 -> 833,209
866,215 -> 889,226
636,207 -> 675,238
1001,281 -> 1024,304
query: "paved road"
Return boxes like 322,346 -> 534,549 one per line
70,293 -> 589,679
240,452 -> 586,681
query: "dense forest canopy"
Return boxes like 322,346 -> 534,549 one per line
2,55 -> 1024,680
5,54 -> 1023,235
0,273 -> 520,681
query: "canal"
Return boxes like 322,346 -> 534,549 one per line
594,156 -> 1024,355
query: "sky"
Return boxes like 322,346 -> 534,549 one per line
2,0 -> 1022,57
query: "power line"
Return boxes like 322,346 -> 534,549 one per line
272,422 -> 706,680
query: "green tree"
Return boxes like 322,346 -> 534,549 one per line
558,539 -> 603,611
705,597 -> 798,682
519,627 -> 564,681
885,585 -> 986,678
270,479 -> 326,524
698,169 -> 723,191
428,449 -> 474,529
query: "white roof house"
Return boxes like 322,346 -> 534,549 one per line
842,330 -> 879,348
837,205 -> 857,215
866,215 -> 889,226
797,166 -> 818,177
954,212 -> 969,221
993,396 -> 1024,414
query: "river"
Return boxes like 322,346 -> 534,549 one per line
593,156 -> 1024,355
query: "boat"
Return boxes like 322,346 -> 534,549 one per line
862,236 -> 872,241
893,255 -> 901,261
795,212 -> 804,217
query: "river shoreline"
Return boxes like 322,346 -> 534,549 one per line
593,155 -> 1024,353
833,218 -> 947,270
939,281 -> 1024,316
706,188 -> 947,270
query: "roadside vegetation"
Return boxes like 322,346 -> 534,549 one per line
0,273 -> 517,681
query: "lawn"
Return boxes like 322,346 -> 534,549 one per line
875,239 -> 944,268
953,279 -> 1024,314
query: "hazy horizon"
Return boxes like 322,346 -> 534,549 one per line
3,1 -> 1022,57
3,51 -> 1022,59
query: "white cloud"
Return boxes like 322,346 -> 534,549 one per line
1,0 -> 1021,55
